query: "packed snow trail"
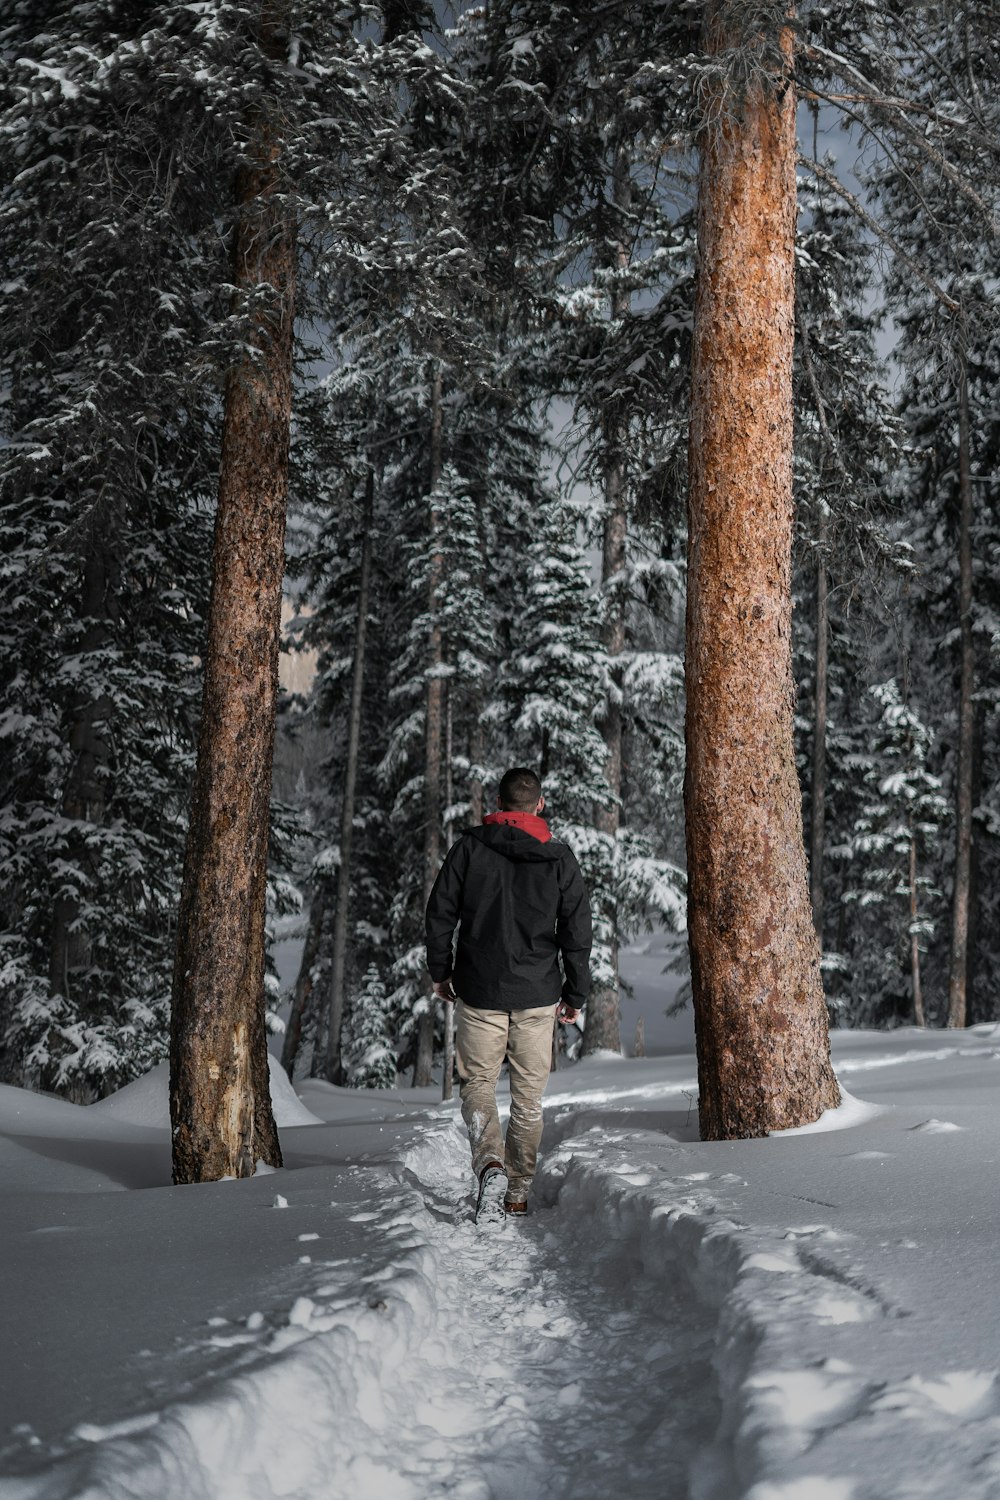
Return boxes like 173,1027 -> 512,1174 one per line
2,1029 -> 1000,1499
0,1088 -> 719,1500
388,1113 -> 720,1499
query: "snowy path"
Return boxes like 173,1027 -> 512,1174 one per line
369,1111 -> 719,1499
0,1078 -> 718,1500
2,1028 -> 1000,1499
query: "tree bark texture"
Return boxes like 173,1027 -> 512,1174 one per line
685,5 -> 839,1139
946,346 -> 974,1030
583,147 -> 631,1059
325,469 -> 375,1084
414,367 -> 444,1087
170,10 -> 293,1182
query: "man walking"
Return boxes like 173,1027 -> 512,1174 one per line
425,767 -> 593,1217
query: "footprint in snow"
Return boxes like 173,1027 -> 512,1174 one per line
873,1369 -> 998,1419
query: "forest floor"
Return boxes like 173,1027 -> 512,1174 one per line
0,1025 -> 999,1500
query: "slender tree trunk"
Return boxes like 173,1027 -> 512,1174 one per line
908,814 -> 925,1027
947,346 -> 974,1030
170,8 -> 293,1182
468,717 -> 484,827
810,542 -> 828,938
966,701 -> 984,1023
325,469 -> 375,1084
415,366 -> 444,1086
583,148 -> 630,1059
798,321 -> 835,945
442,681 -> 456,1101
685,4 -> 839,1139
281,881 -> 328,1080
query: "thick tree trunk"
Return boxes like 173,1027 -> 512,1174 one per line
415,366 -> 444,1087
170,9 -> 293,1182
946,347 -> 974,1030
325,469 -> 375,1084
281,881 -> 328,1080
685,4 -> 839,1139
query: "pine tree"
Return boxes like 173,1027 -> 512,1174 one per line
0,3 -> 223,1096
841,680 -> 948,1027
344,964 -> 398,1090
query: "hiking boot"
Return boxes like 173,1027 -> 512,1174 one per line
474,1161 -> 506,1223
503,1195 -> 528,1216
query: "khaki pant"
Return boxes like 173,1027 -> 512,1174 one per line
455,999 -> 556,1201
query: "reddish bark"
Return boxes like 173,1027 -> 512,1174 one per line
170,10 -> 293,1182
685,5 -> 839,1138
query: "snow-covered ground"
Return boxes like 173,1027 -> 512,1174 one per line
1,1024 -> 999,1500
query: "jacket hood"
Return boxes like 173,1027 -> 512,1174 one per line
468,824 -> 565,863
482,810 -> 551,843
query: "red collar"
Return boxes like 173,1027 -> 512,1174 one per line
482,810 -> 552,843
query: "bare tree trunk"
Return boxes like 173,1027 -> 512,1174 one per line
325,469 -> 375,1084
908,814 -> 926,1027
442,681 -> 456,1101
633,1017 -> 646,1058
468,716 -> 484,827
798,321 -> 834,944
281,881 -> 328,1080
415,366 -> 444,1086
583,148 -> 630,1059
684,3 -> 839,1139
947,345 -> 974,1030
170,7 -> 293,1182
810,542 -> 828,938
966,701 -> 984,1023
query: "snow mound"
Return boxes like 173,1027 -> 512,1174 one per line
266,1056 -> 325,1127
769,1086 -> 883,1136
88,1056 -> 323,1129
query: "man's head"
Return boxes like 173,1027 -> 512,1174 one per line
497,766 -> 544,813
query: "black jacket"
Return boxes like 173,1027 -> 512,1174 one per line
425,823 -> 593,1011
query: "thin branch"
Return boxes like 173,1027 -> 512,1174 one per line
798,157 -> 960,314
801,42 -> 997,229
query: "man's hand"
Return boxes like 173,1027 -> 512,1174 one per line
433,978 -> 457,1003
556,1000 -> 581,1026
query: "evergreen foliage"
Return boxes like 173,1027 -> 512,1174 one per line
344,964 -> 398,1090
838,681 -> 948,1025
3,1 -> 1000,1099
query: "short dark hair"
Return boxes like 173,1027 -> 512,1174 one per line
498,766 -> 542,811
